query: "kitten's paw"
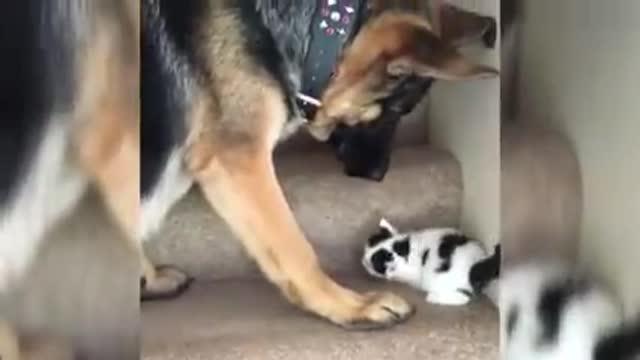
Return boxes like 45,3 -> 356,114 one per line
426,291 -> 471,306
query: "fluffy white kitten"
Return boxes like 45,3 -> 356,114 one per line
501,261 -> 640,360
362,218 -> 500,306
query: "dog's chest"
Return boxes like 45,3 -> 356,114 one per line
140,149 -> 193,241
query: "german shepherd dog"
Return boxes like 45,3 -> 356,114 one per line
140,0 -> 497,329
0,0 -> 496,357
0,1 -> 138,358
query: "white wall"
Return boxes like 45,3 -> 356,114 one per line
428,0 -> 501,246
517,0 -> 640,314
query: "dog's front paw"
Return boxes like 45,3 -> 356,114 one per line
341,292 -> 415,330
141,265 -> 193,301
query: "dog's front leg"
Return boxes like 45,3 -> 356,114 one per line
190,147 -> 414,329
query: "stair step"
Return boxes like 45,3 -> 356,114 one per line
147,145 -> 462,280
142,277 -> 498,360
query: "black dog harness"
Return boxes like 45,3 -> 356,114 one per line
297,0 -> 370,120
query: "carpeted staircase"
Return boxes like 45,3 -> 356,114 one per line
142,115 -> 499,359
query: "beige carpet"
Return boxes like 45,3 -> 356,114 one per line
143,277 -> 498,360
142,144 -> 499,359
147,146 -> 462,280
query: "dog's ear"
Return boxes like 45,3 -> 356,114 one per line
386,34 -> 498,81
430,2 -> 497,48
381,12 -> 497,81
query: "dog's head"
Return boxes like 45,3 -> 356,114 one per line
362,219 -> 420,283
327,76 -> 432,180
309,9 -> 498,181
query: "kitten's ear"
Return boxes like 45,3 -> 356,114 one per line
367,218 -> 398,247
493,244 -> 502,258
379,218 -> 399,235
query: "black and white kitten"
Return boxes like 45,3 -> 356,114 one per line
362,218 -> 500,305
501,261 -> 640,360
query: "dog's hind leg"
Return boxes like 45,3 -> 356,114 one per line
76,95 -> 192,301
187,131 -> 415,329
73,17 -> 191,301
76,115 -> 191,301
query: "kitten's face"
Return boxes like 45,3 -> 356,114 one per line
363,219 -> 498,306
362,221 -> 419,284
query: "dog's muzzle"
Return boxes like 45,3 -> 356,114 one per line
327,77 -> 434,182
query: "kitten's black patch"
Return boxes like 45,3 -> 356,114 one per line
469,244 -> 501,293
537,278 -> 590,347
436,234 -> 469,273
594,316 -> 640,360
370,249 -> 393,276
436,262 -> 451,272
367,227 -> 392,247
507,305 -> 519,338
457,289 -> 473,298
392,237 -> 410,260
438,234 -> 470,258
421,249 -> 430,266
